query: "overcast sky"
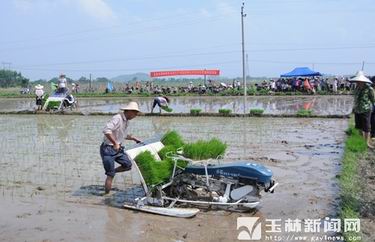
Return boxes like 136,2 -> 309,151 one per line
0,0 -> 374,80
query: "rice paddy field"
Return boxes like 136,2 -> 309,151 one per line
0,95 -> 353,115
0,113 -> 348,242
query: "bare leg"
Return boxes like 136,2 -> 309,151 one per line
363,131 -> 374,148
104,176 -> 113,194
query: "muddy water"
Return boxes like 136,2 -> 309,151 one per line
0,115 -> 348,242
0,95 -> 353,115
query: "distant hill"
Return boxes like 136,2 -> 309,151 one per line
111,72 -> 150,82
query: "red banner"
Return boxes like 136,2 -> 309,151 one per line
150,69 -> 220,77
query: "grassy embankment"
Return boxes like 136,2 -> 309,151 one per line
339,119 -> 367,242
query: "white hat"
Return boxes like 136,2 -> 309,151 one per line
120,101 -> 140,112
35,84 -> 44,89
349,70 -> 372,84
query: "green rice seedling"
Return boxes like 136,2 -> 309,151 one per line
183,138 -> 227,160
218,108 -> 232,116
190,108 -> 202,115
158,145 -> 178,160
42,94 -> 49,104
296,109 -> 313,117
249,108 -> 264,116
161,106 -> 173,112
161,130 -> 185,148
136,131 -> 227,185
134,151 -> 157,185
134,151 -> 174,185
46,100 -> 61,110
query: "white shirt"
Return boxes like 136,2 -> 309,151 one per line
102,112 -> 129,145
35,89 -> 44,97
58,77 -> 67,88
157,97 -> 168,106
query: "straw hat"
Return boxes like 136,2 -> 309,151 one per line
349,71 -> 372,84
120,101 -> 140,112
35,84 -> 44,89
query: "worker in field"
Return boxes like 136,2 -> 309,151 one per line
34,84 -> 44,110
100,101 -> 142,194
56,74 -> 68,94
151,96 -> 170,113
351,71 -> 375,149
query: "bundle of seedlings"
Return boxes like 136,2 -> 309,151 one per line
134,131 -> 227,186
183,138 -> 227,160
161,106 -> 173,112
46,100 -> 61,110
249,108 -> 264,116
190,108 -> 202,115
296,109 -> 313,117
161,130 -> 185,148
218,108 -> 232,116
134,151 -> 174,185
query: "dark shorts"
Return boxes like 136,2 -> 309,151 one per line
152,98 -> 161,108
36,98 -> 42,105
372,106 -> 375,137
354,111 -> 371,133
100,143 -> 132,177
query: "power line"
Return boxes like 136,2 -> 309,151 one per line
13,45 -> 241,68
0,6 -> 237,46
0,13 -> 235,53
247,45 -> 375,52
12,43 -> 375,69
15,60 -> 241,73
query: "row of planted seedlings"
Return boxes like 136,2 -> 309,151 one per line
189,108 -> 313,117
190,108 -> 264,116
134,131 -> 227,186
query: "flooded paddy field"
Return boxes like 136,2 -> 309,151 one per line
0,95 -> 353,115
0,115 -> 348,242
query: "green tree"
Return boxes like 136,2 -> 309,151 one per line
0,70 -> 29,88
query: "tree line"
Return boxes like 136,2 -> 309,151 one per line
0,70 -> 29,88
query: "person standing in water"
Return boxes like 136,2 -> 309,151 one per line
351,71 -> 375,148
100,101 -> 142,194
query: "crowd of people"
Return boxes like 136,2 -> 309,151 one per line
103,76 -> 357,96
256,76 -> 353,94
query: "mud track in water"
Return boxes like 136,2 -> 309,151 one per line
0,115 -> 347,242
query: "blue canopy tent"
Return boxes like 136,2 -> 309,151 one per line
280,67 -> 321,77
106,82 -> 113,93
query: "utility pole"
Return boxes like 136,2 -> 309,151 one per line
241,1 -> 247,114
89,73 -> 92,92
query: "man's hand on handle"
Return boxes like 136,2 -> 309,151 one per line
127,134 -> 142,144
113,143 -> 121,152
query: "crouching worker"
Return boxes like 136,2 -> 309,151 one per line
151,96 -> 170,113
100,101 -> 142,194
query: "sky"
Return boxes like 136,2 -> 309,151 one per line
0,0 -> 374,80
